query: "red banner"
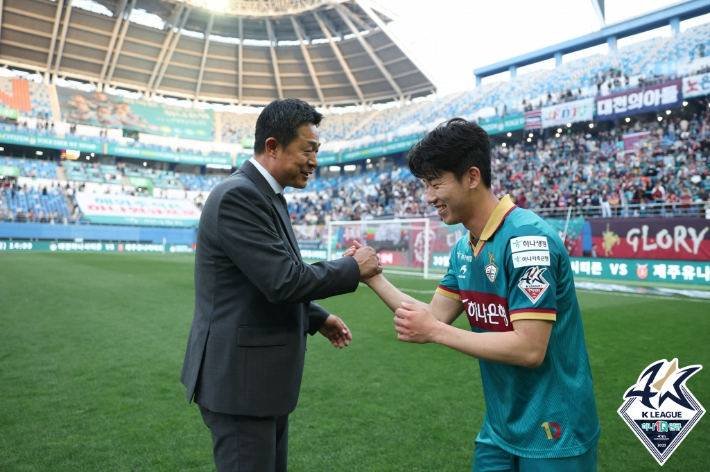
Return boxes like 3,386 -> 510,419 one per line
590,218 -> 710,260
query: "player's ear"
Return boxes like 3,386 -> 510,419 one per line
466,166 -> 481,189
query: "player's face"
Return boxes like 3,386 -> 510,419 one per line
424,171 -> 470,225
273,123 -> 320,189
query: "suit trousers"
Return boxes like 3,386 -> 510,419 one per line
199,404 -> 289,472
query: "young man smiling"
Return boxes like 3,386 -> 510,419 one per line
353,118 -> 600,471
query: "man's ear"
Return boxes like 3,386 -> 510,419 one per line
265,137 -> 280,158
466,166 -> 481,189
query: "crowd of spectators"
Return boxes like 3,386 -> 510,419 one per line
285,113 -> 710,224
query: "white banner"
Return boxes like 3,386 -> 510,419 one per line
682,72 -> 710,99
540,98 -> 595,129
74,193 -> 201,227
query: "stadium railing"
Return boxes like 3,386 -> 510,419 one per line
531,201 -> 709,219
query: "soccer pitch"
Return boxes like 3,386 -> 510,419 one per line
0,253 -> 708,472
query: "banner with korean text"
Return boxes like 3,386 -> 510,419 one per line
479,115 -> 525,135
595,80 -> 682,122
74,194 -> 201,227
682,72 -> 710,99
540,98 -> 595,128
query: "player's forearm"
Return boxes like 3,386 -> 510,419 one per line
429,323 -> 546,368
365,274 -> 429,313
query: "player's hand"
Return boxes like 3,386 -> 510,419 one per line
393,302 -> 439,344
342,240 -> 360,258
318,314 -> 353,349
353,241 -> 382,282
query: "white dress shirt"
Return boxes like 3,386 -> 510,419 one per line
249,157 -> 284,195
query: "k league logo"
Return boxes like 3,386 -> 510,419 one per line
617,359 -> 704,466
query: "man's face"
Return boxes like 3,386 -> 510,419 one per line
423,171 -> 471,225
272,123 -> 320,189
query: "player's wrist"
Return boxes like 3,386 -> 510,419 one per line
428,320 -> 448,344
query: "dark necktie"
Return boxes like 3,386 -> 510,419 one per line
276,193 -> 288,211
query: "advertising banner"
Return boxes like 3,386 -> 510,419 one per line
524,110 -> 541,130
340,135 -> 424,162
479,114 -> 525,135
317,153 -> 338,165
0,106 -> 19,120
540,98 -> 595,129
569,257 -> 710,285
0,130 -> 103,153
106,144 -> 230,166
595,80 -> 682,122
682,72 -> 710,99
589,218 -> 710,261
74,194 -> 201,227
0,165 -> 19,177
57,87 -> 213,141
0,240 -> 195,253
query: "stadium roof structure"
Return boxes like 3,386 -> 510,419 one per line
0,0 -> 436,106
474,0 -> 710,83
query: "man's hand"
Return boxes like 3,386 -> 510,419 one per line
351,241 -> 382,282
393,302 -> 441,344
318,314 -> 353,349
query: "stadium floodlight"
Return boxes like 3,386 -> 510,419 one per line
143,161 -> 148,166
555,133 -> 560,137
666,110 -> 671,115
528,133 -> 533,138
502,143 -> 507,147
86,156 -> 90,160
507,132 -> 512,137
658,116 -> 663,121
683,101 -> 688,106
557,128 -> 562,133
625,117 -> 631,122
527,138 -> 532,142
589,123 -> 594,129
566,123 -> 572,128
329,165 -> 341,171
36,151 -> 43,155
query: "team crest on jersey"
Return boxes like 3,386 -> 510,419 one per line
485,252 -> 498,284
517,267 -> 549,304
618,359 -> 704,466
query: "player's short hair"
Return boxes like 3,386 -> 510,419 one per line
254,99 -> 323,154
408,117 -> 491,188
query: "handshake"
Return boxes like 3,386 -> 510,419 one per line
346,240 -> 382,282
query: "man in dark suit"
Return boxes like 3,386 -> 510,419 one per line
181,98 -> 381,472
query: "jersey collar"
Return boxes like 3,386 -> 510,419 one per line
469,194 -> 516,258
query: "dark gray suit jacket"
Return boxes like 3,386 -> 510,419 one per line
180,160 -> 360,417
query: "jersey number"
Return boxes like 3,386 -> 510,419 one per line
541,422 -> 561,439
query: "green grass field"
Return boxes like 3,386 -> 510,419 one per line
1,252 -> 709,471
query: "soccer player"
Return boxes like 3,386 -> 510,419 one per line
351,118 -> 600,471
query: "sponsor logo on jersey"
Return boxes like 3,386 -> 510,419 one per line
510,236 -> 548,253
618,359 -> 705,466
485,252 -> 498,284
460,290 -> 511,332
517,266 -> 549,304
458,265 -> 467,279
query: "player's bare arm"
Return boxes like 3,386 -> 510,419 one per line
393,302 -> 552,369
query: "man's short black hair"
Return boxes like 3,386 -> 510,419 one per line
254,99 -> 323,154
408,117 -> 491,187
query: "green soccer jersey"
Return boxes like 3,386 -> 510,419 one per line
436,195 -> 600,459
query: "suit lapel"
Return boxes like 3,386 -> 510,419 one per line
239,161 -> 303,262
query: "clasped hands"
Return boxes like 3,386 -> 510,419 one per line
344,240 -> 439,344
